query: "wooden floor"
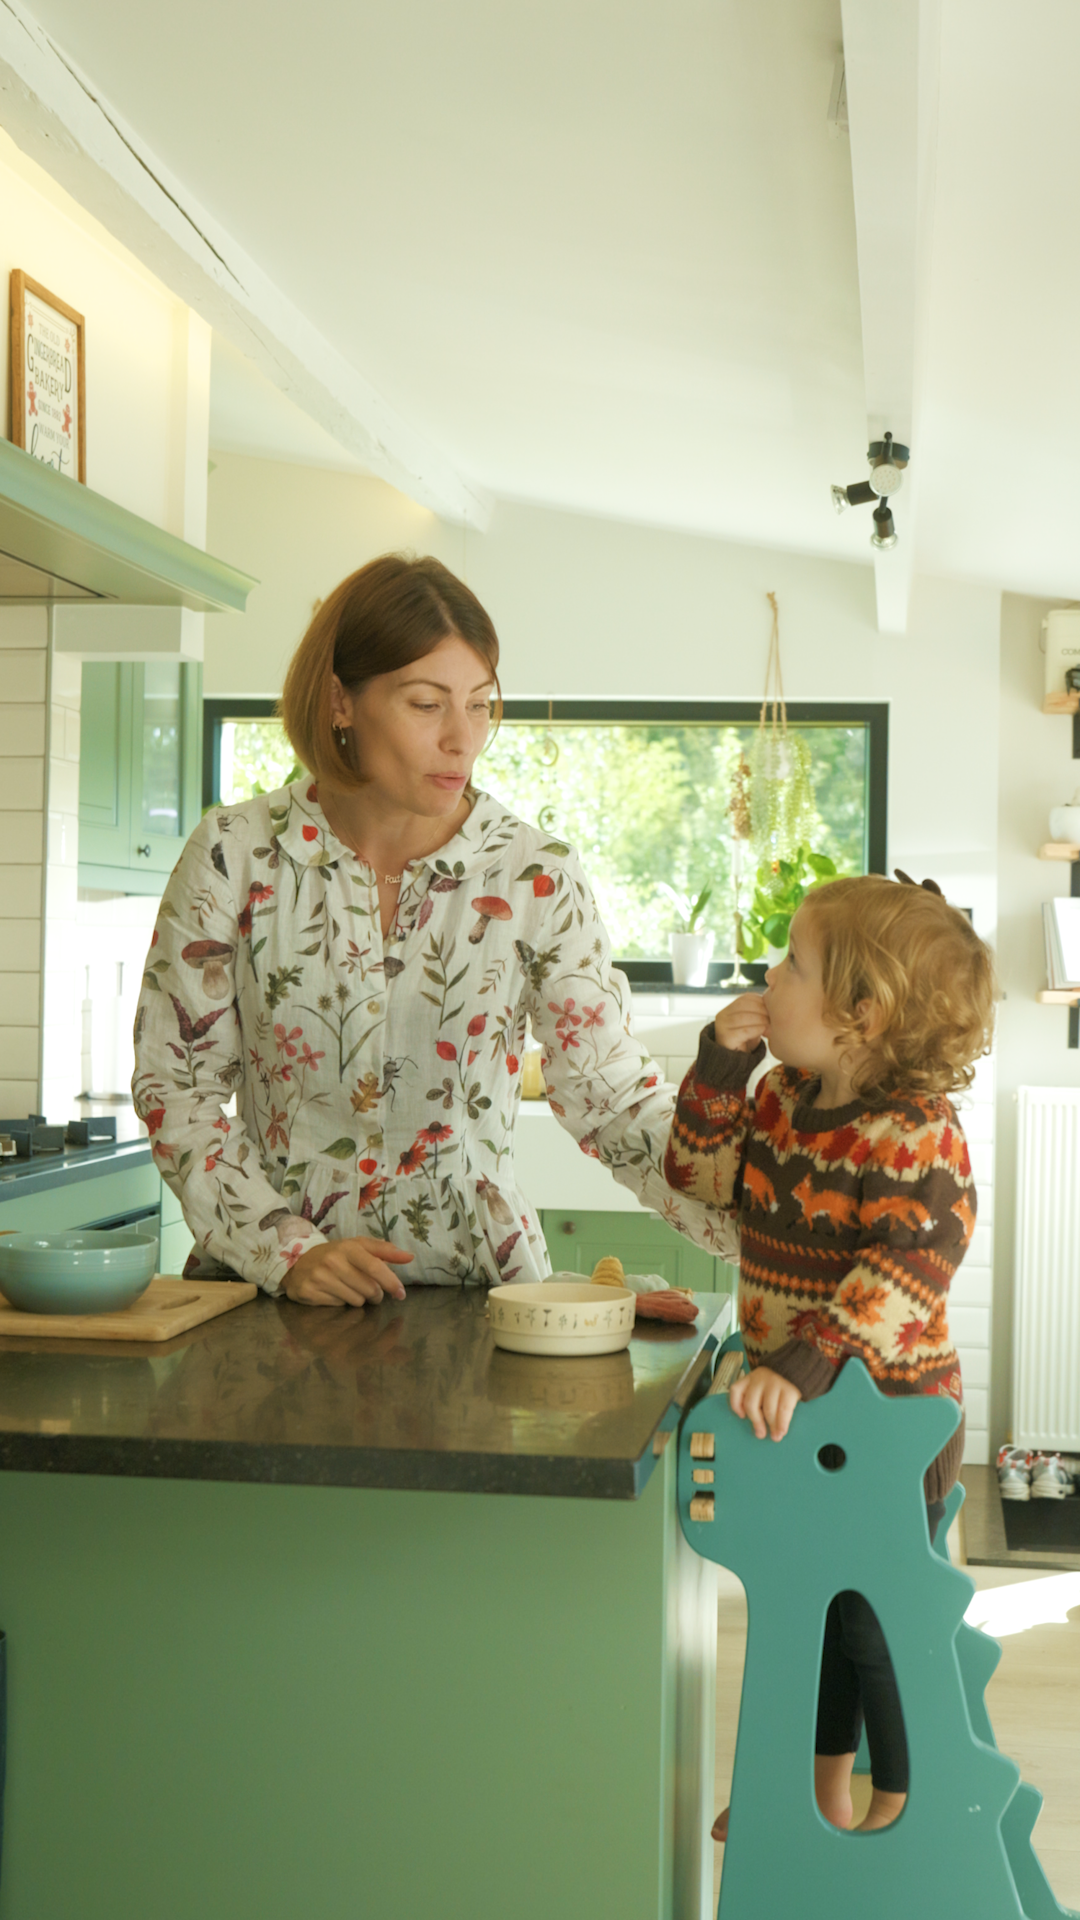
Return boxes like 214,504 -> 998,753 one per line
713,1542 -> 1080,1912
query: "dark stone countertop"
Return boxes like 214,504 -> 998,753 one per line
0,1286 -> 730,1499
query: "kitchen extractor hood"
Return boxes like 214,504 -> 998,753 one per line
0,437 -> 256,612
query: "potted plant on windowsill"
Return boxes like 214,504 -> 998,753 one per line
737,846 -> 837,967
659,882 -> 715,986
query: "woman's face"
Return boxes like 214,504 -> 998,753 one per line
334,633 -> 494,817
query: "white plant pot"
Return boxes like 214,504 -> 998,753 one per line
1049,797 -> 1080,844
670,931 -> 714,987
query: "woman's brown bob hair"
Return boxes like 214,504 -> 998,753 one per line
799,874 -> 997,1104
279,553 -> 501,791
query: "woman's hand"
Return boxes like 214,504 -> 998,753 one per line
714,993 -> 770,1054
281,1237 -> 414,1307
728,1366 -> 802,1441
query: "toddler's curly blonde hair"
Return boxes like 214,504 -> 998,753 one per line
799,874 -> 997,1103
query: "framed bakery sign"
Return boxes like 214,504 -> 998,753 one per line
9,270 -> 86,482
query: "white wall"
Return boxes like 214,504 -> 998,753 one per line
991,594 -> 1080,1448
205,453 -> 1003,1463
0,127 -> 208,536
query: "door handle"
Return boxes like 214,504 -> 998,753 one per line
135,844 -> 151,857
561,1220 -> 577,1235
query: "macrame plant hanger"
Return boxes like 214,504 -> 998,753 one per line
748,592 -> 814,877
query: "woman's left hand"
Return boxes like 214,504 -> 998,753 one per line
728,1366 -> 802,1441
281,1235 -> 414,1306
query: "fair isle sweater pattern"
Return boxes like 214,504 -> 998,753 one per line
663,1032 -> 973,1498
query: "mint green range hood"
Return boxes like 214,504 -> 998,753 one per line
0,438 -> 255,612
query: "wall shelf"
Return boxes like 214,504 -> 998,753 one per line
1038,989 -> 1080,1006
1039,841 -> 1080,861
1043,691 -> 1080,715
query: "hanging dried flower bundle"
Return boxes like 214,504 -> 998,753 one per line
748,592 -> 815,871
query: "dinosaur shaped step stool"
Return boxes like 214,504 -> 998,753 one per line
679,1353 -> 1077,1920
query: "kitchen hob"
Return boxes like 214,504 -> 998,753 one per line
0,1112 -> 152,1193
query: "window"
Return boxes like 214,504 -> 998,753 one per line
203,698 -> 887,974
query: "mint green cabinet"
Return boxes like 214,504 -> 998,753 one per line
79,659 -> 202,891
540,1207 -> 737,1296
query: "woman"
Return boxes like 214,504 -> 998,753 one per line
133,554 -> 737,1305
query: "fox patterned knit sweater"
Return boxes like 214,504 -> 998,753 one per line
664,1029 -> 972,1501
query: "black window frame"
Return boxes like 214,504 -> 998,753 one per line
203,697 -> 888,988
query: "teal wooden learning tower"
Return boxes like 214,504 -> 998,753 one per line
678,1354 -> 1077,1920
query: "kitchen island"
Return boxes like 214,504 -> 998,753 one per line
0,1285 -> 730,1920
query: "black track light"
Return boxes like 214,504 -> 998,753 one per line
831,432 -> 909,547
870,500 -> 897,549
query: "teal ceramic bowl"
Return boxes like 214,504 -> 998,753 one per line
0,1228 -> 158,1315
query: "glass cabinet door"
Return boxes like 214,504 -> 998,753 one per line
79,659 -> 202,888
140,659 -> 183,842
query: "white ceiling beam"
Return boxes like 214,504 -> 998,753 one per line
0,0 -> 491,530
840,0 -> 942,632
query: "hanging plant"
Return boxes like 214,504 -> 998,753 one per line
748,592 -> 816,876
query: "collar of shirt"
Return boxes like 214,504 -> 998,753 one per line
270,782 -> 509,881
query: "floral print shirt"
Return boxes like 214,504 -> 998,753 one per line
132,782 -> 739,1293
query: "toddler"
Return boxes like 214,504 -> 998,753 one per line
664,873 -> 996,1837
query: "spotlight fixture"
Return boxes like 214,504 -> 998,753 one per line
831,431 -> 910,546
870,500 -> 897,549
832,481 -> 877,513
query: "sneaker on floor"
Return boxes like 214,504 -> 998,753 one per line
1030,1453 -> 1075,1500
997,1446 -> 1033,1501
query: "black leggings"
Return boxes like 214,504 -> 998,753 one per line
814,1499 -> 946,1795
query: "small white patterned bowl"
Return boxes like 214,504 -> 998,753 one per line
487,1281 -> 635,1356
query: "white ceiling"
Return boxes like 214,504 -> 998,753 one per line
9,0 -> 1080,599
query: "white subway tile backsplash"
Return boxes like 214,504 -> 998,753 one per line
0,759 -> 45,810
0,866 -> 43,918
950,1306 -> 989,1348
966,1222 -> 992,1268
0,707 -> 46,757
951,1264 -> 991,1308
46,811 -> 79,871
963,1387 -> 988,1429
956,1346 -> 990,1389
0,651 -> 47,703
0,1026 -> 40,1079
49,652 -> 81,704
0,920 -> 42,970
47,758 -> 79,813
45,863 -> 78,920
0,973 -> 41,1026
0,609 -> 46,648
0,1078 -> 40,1109
0,812 -> 44,864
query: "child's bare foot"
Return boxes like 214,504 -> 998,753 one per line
814,1753 -> 855,1830
856,1788 -> 906,1831
711,1807 -> 730,1843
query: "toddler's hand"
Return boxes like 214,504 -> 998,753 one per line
729,1366 -> 802,1441
714,994 -> 769,1054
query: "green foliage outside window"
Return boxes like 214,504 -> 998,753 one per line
217,716 -> 868,959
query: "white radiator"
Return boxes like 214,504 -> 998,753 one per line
1013,1086 -> 1080,1451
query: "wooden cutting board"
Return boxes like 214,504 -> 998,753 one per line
0,1276 -> 257,1342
